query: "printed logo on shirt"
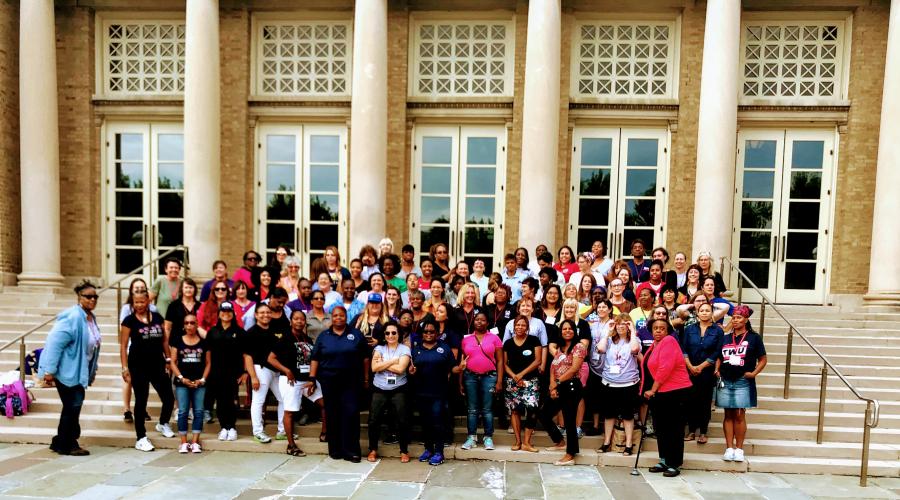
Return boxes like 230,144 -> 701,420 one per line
721,341 -> 749,366
436,347 -> 445,354
140,325 -> 164,341
180,346 -> 204,364
347,334 -> 355,341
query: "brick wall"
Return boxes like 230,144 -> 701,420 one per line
385,3 -> 410,247
0,0 -> 19,284
57,5 -> 98,277
219,9 -> 251,268
829,3 -> 889,295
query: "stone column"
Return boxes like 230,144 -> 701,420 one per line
17,0 -> 63,287
691,0 -> 741,262
518,0 -> 561,253
183,0 -> 220,279
348,0 -> 388,254
865,0 -> 900,307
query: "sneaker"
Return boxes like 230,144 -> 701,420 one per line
507,426 -> 514,434
418,450 -> 433,462
483,437 -> 495,450
203,410 -> 214,424
723,447 -> 735,461
461,436 -> 477,450
428,453 -> 444,466
275,431 -> 298,441
576,427 -> 584,439
733,448 -> 745,462
178,443 -> 190,454
254,433 -> 272,444
155,423 -> 175,438
226,429 -> 238,441
135,437 -> 155,452
218,429 -> 229,441
191,442 -> 202,454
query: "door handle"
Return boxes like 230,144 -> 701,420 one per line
450,230 -> 455,258
459,230 -> 464,258
152,225 -> 157,250
609,232 -> 614,259
781,235 -> 787,262
143,224 -> 148,250
771,235 -> 778,262
305,227 -> 310,253
295,227 -> 301,253
618,233 -> 624,259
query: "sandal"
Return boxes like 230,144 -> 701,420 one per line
511,443 -> 521,451
286,444 -> 306,457
367,450 -> 378,462
597,443 -> 611,453
623,445 -> 633,456
319,432 -> 327,442
400,453 -> 410,463
697,434 -> 708,444
684,433 -> 696,442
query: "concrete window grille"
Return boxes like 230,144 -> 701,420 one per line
741,22 -> 845,101
412,21 -> 514,97
256,22 -> 352,96
574,22 -> 675,99
104,22 -> 186,96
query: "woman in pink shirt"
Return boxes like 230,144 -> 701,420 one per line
458,312 -> 503,452
641,318 -> 692,477
553,246 -> 579,284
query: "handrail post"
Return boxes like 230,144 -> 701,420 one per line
816,364 -> 828,444
860,402 -> 872,487
783,326 -> 793,399
18,338 -> 26,383
759,300 -> 766,339
737,274 -> 743,304
116,282 -> 122,317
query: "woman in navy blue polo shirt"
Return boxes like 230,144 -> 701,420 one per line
408,319 -> 456,466
309,306 -> 370,462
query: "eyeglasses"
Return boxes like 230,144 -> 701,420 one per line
80,294 -> 99,300
422,329 -> 437,334
184,321 -> 198,325
385,331 -> 399,336
214,287 -> 228,292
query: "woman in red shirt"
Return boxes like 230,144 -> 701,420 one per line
553,246 -> 579,284
641,318 -> 692,477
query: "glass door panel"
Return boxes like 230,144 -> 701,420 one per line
304,127 -> 346,263
261,130 -> 300,265
110,128 -> 150,276
459,128 -> 505,271
152,126 -> 185,273
618,130 -> 666,259
569,129 -> 618,255
416,130 -> 458,255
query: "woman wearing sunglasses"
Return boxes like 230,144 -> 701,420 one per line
366,320 -> 412,462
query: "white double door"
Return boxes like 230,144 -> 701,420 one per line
105,122 -> 185,280
732,129 -> 835,304
568,127 -> 669,256
256,124 -> 348,274
411,125 -> 507,270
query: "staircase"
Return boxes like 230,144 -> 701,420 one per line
0,288 -> 898,478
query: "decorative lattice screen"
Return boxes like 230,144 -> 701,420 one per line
256,22 -> 351,96
104,22 -> 186,95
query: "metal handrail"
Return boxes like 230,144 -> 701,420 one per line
0,246 -> 190,382
720,256 -> 880,486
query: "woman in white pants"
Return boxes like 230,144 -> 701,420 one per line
241,303 -> 286,443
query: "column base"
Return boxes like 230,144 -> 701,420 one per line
862,291 -> 900,311
16,271 -> 65,288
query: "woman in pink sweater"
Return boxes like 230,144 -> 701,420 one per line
640,318 -> 692,477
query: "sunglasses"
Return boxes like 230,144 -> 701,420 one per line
80,294 -> 99,300
312,296 -> 325,301
214,287 -> 228,292
184,320 -> 198,325
422,329 -> 437,334
385,331 -> 399,336
246,257 -> 260,261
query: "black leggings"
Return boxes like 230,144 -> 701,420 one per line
209,376 -> 238,430
368,387 -> 410,453
650,387 -> 688,469
686,375 -> 715,434
129,361 -> 175,440
539,379 -> 582,456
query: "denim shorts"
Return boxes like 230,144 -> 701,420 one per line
715,377 -> 757,409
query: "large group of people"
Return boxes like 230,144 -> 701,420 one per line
38,237 -> 767,477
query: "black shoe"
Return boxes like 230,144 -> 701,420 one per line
145,413 -> 151,421
58,447 -> 90,456
649,463 -> 667,473
384,433 -> 399,445
663,467 -> 680,477
124,411 -> 134,423
345,455 -> 361,463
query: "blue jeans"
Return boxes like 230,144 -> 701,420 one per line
417,395 -> 446,455
175,385 -> 205,435
463,371 -> 496,437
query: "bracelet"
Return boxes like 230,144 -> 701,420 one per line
199,378 -> 205,385
177,375 -> 183,381
165,357 -> 172,363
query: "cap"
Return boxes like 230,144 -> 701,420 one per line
591,285 -> 606,294
219,301 -> 234,312
367,293 -> 383,303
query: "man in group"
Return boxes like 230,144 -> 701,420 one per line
501,254 -> 528,303
627,239 -> 651,284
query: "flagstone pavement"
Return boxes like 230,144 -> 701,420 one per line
0,443 -> 896,499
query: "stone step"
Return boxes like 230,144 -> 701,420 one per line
757,383 -> 899,403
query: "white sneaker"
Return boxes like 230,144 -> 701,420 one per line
218,429 -> 229,441
135,437 -> 155,452
156,423 -> 176,438
733,448 -> 745,462
178,442 -> 190,454
226,428 -> 238,441
191,442 -> 202,454
723,447 -> 735,461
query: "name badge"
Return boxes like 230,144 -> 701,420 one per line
545,316 -> 555,324
609,365 -> 621,374
728,355 -> 742,366
489,327 -> 499,335
386,374 -> 397,385
298,364 -> 310,374
522,350 -> 533,357
592,352 -> 601,362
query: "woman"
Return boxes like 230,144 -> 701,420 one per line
678,264 -> 703,300
252,268 -> 274,303
585,300 -> 614,436
401,273 -> 426,308
360,272 -> 386,305
659,286 -> 684,327
503,315 -> 543,452
378,237 -> 394,258
635,260 -> 666,301
576,274 -> 598,311
233,250 -> 261,290
418,259 -> 435,291
349,258 -> 368,293
672,252 -> 688,289
269,245 -> 292,278
379,253 -> 406,292
641,318 -> 692,477
554,298 -> 592,437
540,284 -> 563,326
354,293 -> 388,347
384,286 -> 403,320
553,246 -> 579,284
367,320 -> 412,462
268,310 -> 326,456
608,279 -> 635,314
458,312 -> 503,451
484,283 -> 515,334
539,320 -> 586,466
316,272 -> 342,309
310,306 -> 370,462
501,297 -> 548,347
359,245 -> 380,281
429,243 -> 452,281
471,259 -> 490,300
120,290 -> 176,452
569,252 -> 605,288
445,275 -> 465,307
230,281 -> 254,327
324,245 -> 352,285
198,281 -> 230,333
306,290 -> 333,341
630,288 -> 657,353
562,282 -> 579,304
677,292 -> 729,330
204,302 -> 244,442
697,251 -> 727,296
514,247 -> 533,278
616,267 -> 637,304
590,240 -> 614,277
408,320 -> 456,466
170,314 -> 210,453
434,302 -> 462,357
40,281 -> 102,456
452,282 -> 481,335
424,278 -> 445,315
119,278 -> 157,423
279,256 -> 303,300
164,278 -> 200,363
242,304 -> 287,444
716,305 -> 767,463
596,313 -> 641,455
681,303 -> 724,444
702,276 -> 734,321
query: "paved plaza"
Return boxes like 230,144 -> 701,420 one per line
0,443 -> 895,500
